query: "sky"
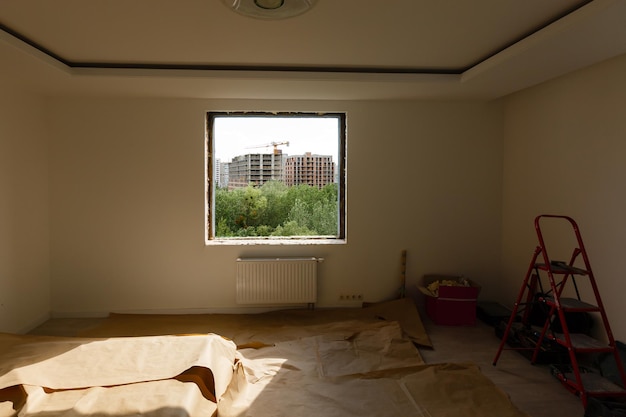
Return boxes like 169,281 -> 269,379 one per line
212,115 -> 340,163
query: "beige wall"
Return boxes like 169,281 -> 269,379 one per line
46,98 -> 503,316
501,53 -> 626,340
5,50 -> 626,336
0,85 -> 51,333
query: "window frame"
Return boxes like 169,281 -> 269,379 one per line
205,111 -> 347,244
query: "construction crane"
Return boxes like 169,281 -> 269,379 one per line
245,141 -> 290,154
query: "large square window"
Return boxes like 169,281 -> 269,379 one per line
206,112 -> 346,243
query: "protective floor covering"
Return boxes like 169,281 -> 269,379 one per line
78,298 -> 432,348
0,299 -> 530,416
0,333 -> 237,416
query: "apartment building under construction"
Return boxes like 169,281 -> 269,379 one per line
284,152 -> 335,189
227,152 -> 285,189
226,151 -> 335,189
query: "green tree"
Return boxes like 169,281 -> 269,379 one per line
216,217 -> 234,237
285,184 -> 321,210
215,185 -> 267,235
258,181 -> 290,228
215,187 -> 239,233
310,200 -> 337,235
236,186 -> 267,229
214,182 -> 338,237
272,220 -> 315,236
287,198 -> 310,229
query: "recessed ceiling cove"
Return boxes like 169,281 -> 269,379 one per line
0,0 -> 593,73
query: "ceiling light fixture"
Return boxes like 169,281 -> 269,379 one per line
223,0 -> 317,20
254,0 -> 284,10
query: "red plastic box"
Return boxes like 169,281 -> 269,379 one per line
419,276 -> 481,326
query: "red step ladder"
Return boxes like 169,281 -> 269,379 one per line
493,215 -> 626,407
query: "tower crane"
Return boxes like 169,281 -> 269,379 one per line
245,141 -> 290,154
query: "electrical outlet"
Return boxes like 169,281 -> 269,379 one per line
339,294 -> 363,301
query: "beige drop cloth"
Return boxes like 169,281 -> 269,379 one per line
0,333 -> 237,416
0,298 -> 529,416
219,320 -> 529,417
7,380 -> 219,417
221,361 -> 529,417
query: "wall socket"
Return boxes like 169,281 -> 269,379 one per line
339,294 -> 363,301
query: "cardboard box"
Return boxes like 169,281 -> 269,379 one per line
418,275 -> 481,326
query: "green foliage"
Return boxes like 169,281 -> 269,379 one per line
214,182 -> 338,237
258,181 -> 291,228
271,221 -> 316,236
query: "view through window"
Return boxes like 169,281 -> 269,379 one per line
206,112 -> 346,241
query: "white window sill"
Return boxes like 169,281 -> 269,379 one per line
205,238 -> 347,246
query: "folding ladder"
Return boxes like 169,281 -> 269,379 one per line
493,215 -> 626,407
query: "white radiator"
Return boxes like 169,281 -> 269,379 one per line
236,257 -> 321,305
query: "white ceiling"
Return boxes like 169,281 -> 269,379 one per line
1,0 -> 626,100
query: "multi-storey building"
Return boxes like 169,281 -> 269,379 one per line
284,152 -> 335,189
214,159 -> 230,189
214,158 -> 221,186
227,152 -> 285,189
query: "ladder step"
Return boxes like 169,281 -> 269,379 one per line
535,262 -> 588,275
541,296 -> 600,311
556,370 -> 626,395
551,333 -> 614,352
582,373 -> 626,395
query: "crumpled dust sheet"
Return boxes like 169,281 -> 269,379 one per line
219,320 -> 530,417
0,333 -> 238,417
0,298 -> 529,417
